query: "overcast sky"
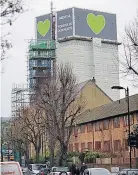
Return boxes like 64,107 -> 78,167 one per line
1,0 -> 138,118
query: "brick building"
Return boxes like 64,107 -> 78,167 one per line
30,79 -> 113,158
69,94 -> 138,159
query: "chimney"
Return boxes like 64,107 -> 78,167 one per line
92,77 -> 96,83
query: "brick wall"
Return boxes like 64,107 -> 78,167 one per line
70,112 -> 138,159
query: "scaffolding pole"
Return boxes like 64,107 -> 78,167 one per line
11,83 -> 30,118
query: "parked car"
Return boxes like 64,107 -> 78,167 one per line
28,164 -> 47,175
50,167 -> 70,175
117,169 -> 138,175
22,168 -> 31,175
84,168 -> 111,175
39,167 -> 51,175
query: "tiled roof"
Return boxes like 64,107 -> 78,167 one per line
77,94 -> 138,125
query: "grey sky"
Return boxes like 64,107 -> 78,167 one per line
1,0 -> 138,117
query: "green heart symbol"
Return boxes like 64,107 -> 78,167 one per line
37,19 -> 50,37
87,13 -> 105,35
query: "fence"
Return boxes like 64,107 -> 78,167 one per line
85,157 -> 138,170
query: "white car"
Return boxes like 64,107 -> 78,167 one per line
117,169 -> 138,175
28,164 -> 47,175
50,167 -> 71,175
22,166 -> 31,175
84,168 -> 111,175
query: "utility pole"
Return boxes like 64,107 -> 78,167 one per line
111,86 -> 132,168
126,87 -> 132,168
51,1 -> 55,40
50,1 -> 56,76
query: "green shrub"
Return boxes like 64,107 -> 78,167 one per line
67,151 -> 79,158
67,151 -> 111,163
78,152 -> 86,163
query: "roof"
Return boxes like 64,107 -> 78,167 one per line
77,94 -> 138,125
73,79 -> 113,101
73,80 -> 90,97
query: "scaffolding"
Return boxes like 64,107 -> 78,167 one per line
27,39 -> 56,89
11,84 -> 30,118
26,1 -> 56,89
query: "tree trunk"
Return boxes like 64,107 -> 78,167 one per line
35,136 -> 41,163
25,144 -> 29,166
35,147 -> 40,163
19,149 -> 22,166
59,143 -> 68,166
48,135 -> 55,167
50,147 -> 54,167
49,139 -> 55,167
1,142 -> 3,162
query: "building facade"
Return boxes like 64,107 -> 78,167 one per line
36,7 -> 120,101
69,94 -> 138,159
56,37 -> 120,101
28,40 -> 56,89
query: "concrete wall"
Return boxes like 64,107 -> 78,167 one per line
56,38 -> 120,101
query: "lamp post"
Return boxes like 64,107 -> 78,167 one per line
111,86 -> 132,168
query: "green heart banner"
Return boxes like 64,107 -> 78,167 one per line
87,13 -> 106,35
37,19 -> 50,37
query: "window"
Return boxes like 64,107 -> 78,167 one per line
87,123 -> 93,132
103,141 -> 110,152
95,122 -> 101,131
114,140 -> 121,151
95,141 -> 101,150
130,114 -> 134,125
80,125 -> 85,133
81,143 -> 85,152
69,144 -> 73,152
123,115 -> 133,126
38,51 -> 40,55
88,142 -> 92,151
103,120 -> 109,130
74,143 -> 79,152
113,117 -> 120,128
124,116 -> 128,126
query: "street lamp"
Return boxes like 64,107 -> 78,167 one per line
111,86 -> 132,168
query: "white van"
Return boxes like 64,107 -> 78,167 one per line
84,168 -> 111,175
0,161 -> 23,175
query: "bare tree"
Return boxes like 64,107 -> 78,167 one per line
1,33 -> 12,61
1,0 -> 24,25
6,116 -> 30,165
8,106 -> 45,163
20,106 -> 45,163
1,0 -> 25,61
35,64 -> 85,166
133,124 -> 138,135
122,12 -> 138,86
